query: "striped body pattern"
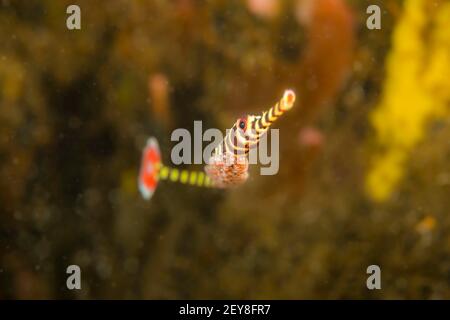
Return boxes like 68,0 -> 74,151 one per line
138,90 -> 296,199
158,164 -> 213,187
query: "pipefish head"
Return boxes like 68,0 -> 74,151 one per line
231,89 -> 296,149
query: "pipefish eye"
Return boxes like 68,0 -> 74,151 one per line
238,118 -> 247,130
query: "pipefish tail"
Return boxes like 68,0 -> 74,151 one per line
138,138 -> 213,200
138,89 -> 296,200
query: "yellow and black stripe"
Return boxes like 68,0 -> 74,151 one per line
219,89 -> 296,157
253,89 -> 295,135
157,164 -> 213,187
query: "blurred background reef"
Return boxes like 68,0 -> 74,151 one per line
0,0 -> 450,299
